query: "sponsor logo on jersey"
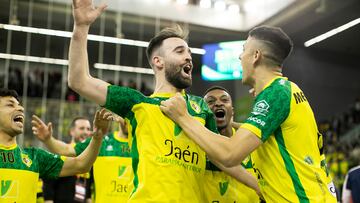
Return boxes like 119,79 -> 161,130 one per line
252,100 -> 269,116
20,153 -> 32,168
164,139 -> 199,165
190,101 -> 201,114
0,180 -> 18,198
279,79 -> 286,85
106,145 -> 114,151
219,181 -> 229,196
247,117 -> 266,127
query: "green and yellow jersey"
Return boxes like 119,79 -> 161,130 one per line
104,86 -> 218,203
241,77 -> 337,203
0,144 -> 64,203
203,128 -> 259,203
75,131 -> 132,202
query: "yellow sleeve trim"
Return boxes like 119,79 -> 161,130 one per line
60,155 -> 67,161
241,123 -> 262,139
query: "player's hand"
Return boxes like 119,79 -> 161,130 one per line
31,115 -> 52,142
72,0 -> 107,27
92,108 -> 112,140
249,88 -> 256,98
160,93 -> 189,123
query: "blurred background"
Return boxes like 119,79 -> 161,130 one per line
0,0 -> 359,196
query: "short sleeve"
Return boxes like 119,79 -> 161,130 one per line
74,138 -> 91,156
104,85 -> 145,118
35,148 -> 64,179
241,80 -> 291,142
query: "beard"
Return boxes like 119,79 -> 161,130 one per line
165,62 -> 192,89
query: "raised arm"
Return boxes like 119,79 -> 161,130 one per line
59,109 -> 111,176
32,115 -> 77,157
160,93 -> 261,167
68,0 -> 109,105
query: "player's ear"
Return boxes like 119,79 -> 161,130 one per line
152,55 -> 164,71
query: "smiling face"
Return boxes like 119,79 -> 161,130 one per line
161,37 -> 193,89
70,119 -> 91,143
204,89 -> 233,130
0,96 -> 25,138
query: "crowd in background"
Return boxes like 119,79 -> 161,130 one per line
318,97 -> 360,196
4,67 -> 153,100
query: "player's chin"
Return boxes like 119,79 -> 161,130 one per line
11,127 -> 23,137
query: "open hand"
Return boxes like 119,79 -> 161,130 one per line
92,108 -> 112,139
31,115 -> 52,142
72,0 -> 107,27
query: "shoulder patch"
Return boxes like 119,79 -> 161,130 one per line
252,100 -> 270,116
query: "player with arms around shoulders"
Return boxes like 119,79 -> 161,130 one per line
160,26 -> 337,203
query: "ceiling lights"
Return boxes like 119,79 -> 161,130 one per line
304,17 -> 360,47
0,23 -> 205,55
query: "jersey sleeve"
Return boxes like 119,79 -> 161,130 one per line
241,81 -> 291,142
35,148 -> 64,179
74,137 -> 91,156
104,85 -> 145,118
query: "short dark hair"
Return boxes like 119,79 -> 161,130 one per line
0,88 -> 20,102
204,86 -> 230,97
146,25 -> 188,64
249,25 -> 293,66
70,116 -> 89,129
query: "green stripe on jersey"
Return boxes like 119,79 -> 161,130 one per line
275,128 -> 310,203
128,111 -> 139,196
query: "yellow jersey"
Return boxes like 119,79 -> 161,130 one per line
75,131 -> 132,202
241,77 -> 337,203
0,144 -> 63,203
104,86 -> 218,203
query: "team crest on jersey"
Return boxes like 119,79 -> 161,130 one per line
189,101 -> 201,114
252,100 -> 269,116
21,153 -> 32,168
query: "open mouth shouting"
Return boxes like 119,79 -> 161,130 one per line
12,113 -> 25,129
181,63 -> 192,79
214,108 -> 226,122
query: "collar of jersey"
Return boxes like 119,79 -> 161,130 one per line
113,131 -> 128,142
0,143 -> 17,150
149,90 -> 186,98
260,76 -> 288,92
231,127 -> 236,136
